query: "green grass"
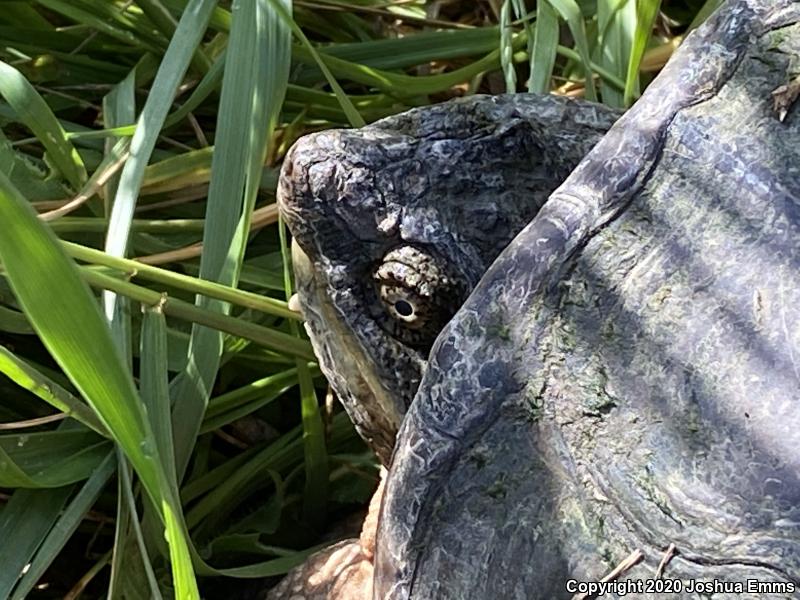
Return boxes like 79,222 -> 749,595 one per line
0,0 -> 716,596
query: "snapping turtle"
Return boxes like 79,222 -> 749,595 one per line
376,1 -> 800,598
273,93 -> 619,600
280,94 -> 620,466
277,0 -> 800,598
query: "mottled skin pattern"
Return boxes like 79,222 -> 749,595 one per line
274,96 -> 619,600
377,1 -> 800,599
280,96 -> 619,464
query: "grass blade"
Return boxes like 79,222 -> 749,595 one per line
0,486 -> 73,597
34,0 -> 161,51
596,0 -> 634,107
141,307 -> 176,487
624,0 -> 663,106
102,59 -> 138,364
530,1 -> 559,93
280,219 -> 327,530
0,346 -> 107,435
170,0 -> 292,480
545,0 -> 597,100
102,0 -> 217,271
510,0 -> 536,92
0,170 -> 156,467
201,369 -> 300,432
0,429 -> 109,487
0,60 -> 86,188
107,456 -> 139,600
499,0 -> 517,93
267,0 -> 364,127
118,452 -> 163,599
79,269 -> 313,359
64,242 -> 298,321
10,451 -> 116,600
0,169 -> 198,597
0,304 -> 32,334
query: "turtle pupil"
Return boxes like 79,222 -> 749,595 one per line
394,299 -> 414,317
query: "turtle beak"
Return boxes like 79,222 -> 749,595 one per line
278,130 -> 425,464
285,237 -> 404,464
276,136 -> 316,239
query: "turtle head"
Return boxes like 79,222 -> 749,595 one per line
278,96 -> 618,462
278,123 -> 482,463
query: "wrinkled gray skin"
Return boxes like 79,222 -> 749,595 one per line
377,1 -> 800,599
279,96 -> 620,464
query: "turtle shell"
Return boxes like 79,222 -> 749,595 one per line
377,1 -> 800,598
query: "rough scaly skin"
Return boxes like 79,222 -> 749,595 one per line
273,96 -> 619,599
377,1 -> 800,598
280,95 -> 620,464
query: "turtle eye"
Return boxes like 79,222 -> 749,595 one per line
394,299 -> 414,318
378,284 -> 425,327
372,245 -> 464,347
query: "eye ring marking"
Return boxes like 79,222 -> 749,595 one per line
394,299 -> 414,318
380,286 -> 424,326
372,245 -> 465,347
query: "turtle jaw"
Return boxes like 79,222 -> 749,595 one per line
277,129 -> 431,464
275,96 -> 618,465
290,239 -> 418,464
